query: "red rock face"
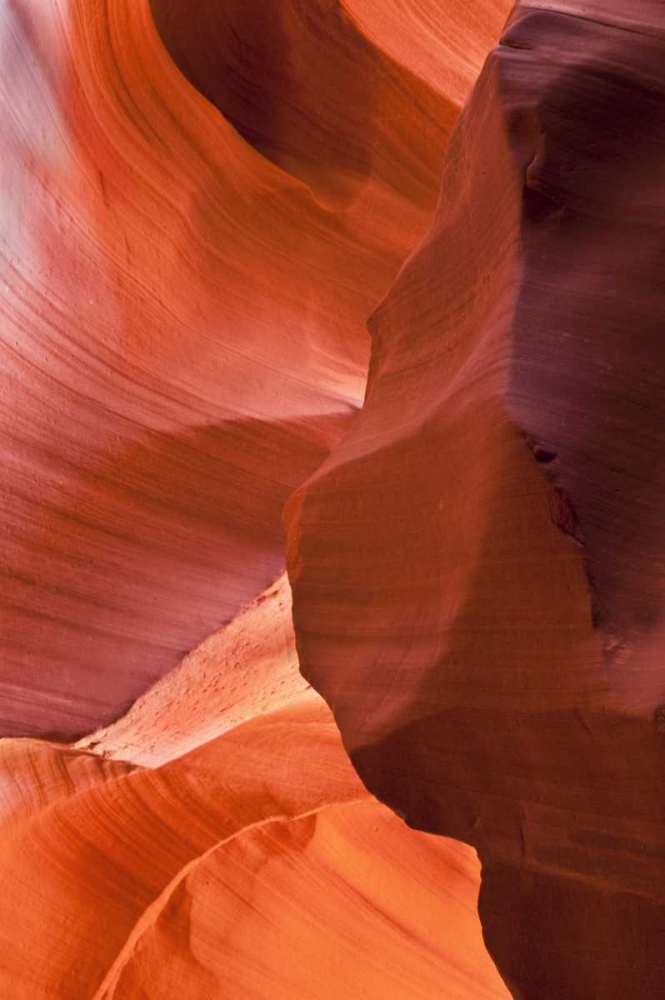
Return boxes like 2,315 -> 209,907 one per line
3,0 -> 663,996
0,0 -> 516,996
0,0 -> 457,739
286,2 -> 665,997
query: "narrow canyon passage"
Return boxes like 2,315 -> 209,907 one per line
0,0 -> 510,996
1,0 -> 663,997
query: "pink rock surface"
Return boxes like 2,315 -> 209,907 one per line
0,0 -> 515,996
4,0 -> 663,995
286,2 -> 665,996
0,0 -> 466,738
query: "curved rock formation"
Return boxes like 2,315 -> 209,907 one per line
2,0 -> 466,740
4,0 -> 661,995
0,0 -> 517,995
287,2 -> 665,997
0,696 -> 509,998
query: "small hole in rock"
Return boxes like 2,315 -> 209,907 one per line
533,446 -> 557,464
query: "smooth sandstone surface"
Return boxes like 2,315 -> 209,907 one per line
0,696 -> 508,999
2,0 -> 473,739
286,1 -> 665,997
0,0 -> 516,997
2,0 -> 663,996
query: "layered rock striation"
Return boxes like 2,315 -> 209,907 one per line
286,2 -> 665,997
2,0 -> 663,996
0,0 -> 513,996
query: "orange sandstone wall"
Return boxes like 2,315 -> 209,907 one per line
0,0 -> 514,997
0,0 -> 469,738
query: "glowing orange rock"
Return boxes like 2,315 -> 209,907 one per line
0,0 -> 518,996
1,0 -> 472,739
0,697 -> 508,998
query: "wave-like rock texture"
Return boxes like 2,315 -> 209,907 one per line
0,696 -> 509,998
287,2 -> 665,998
0,0 -> 520,996
2,0 -> 483,740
